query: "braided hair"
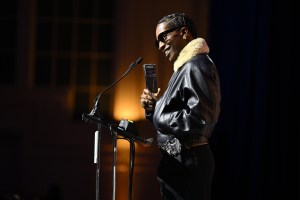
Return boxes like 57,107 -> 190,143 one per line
157,13 -> 198,38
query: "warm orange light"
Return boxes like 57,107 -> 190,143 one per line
113,78 -> 145,121
117,138 -> 130,150
116,138 -> 140,173
113,99 -> 144,121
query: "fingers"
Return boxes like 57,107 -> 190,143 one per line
140,88 -> 160,110
156,88 -> 161,95
141,89 -> 155,101
140,97 -> 154,107
140,98 -> 147,107
152,88 -> 161,100
143,88 -> 161,99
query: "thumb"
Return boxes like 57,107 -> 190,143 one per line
154,88 -> 161,97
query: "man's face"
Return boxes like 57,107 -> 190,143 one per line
155,22 -> 186,62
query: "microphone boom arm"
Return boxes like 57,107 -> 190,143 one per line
90,57 -> 143,116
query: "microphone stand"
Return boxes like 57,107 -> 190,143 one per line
82,114 -> 153,200
94,124 -> 101,200
128,138 -> 135,200
82,57 -> 153,200
111,127 -> 117,200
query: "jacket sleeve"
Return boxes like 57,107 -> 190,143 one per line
154,56 -> 221,137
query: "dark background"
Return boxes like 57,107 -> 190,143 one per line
209,0 -> 296,200
0,0 -> 296,200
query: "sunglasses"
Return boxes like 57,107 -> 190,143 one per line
155,27 -> 180,48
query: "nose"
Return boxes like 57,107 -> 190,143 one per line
158,41 -> 166,51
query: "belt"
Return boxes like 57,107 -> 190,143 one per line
180,135 -> 208,149
158,135 -> 208,157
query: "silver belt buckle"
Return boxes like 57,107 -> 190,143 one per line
160,137 -> 181,156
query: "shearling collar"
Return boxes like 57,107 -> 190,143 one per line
173,38 -> 209,71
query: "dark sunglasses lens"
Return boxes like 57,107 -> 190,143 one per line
154,27 -> 179,48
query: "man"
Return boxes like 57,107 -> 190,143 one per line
140,13 -> 221,200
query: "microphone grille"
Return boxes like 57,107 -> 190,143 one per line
136,57 -> 143,64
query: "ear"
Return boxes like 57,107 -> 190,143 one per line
180,27 -> 189,39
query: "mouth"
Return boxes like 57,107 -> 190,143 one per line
164,47 -> 170,58
165,50 -> 169,57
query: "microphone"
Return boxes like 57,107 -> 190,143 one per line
88,57 -> 143,117
82,56 -> 153,147
129,57 -> 143,70
143,64 -> 158,93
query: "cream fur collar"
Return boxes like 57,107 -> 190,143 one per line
173,38 -> 209,71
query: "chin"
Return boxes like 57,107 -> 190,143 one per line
167,55 -> 175,62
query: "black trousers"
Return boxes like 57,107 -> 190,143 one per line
157,144 -> 215,200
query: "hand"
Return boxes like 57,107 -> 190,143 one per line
140,88 -> 160,112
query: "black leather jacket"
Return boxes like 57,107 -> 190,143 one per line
146,54 -> 221,146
